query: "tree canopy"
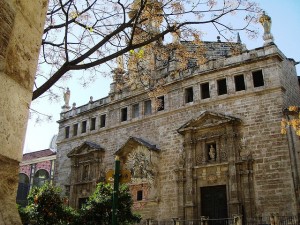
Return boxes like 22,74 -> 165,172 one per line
33,0 -> 261,100
79,183 -> 141,225
19,182 -> 77,225
18,182 -> 140,225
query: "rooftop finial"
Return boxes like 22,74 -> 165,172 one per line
237,32 -> 241,43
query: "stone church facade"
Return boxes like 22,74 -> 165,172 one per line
55,37 -> 300,222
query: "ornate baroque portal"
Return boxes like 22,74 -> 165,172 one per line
67,141 -> 106,208
116,137 -> 160,210
177,111 -> 255,220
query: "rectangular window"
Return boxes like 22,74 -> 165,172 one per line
65,126 -> 70,139
73,124 -> 78,136
100,114 -> 106,128
144,100 -> 152,115
201,82 -> 210,99
234,74 -> 246,91
132,104 -> 139,118
217,78 -> 227,95
157,96 -> 165,111
137,190 -> 143,201
90,117 -> 96,131
252,70 -> 264,87
81,121 -> 87,133
185,87 -> 194,103
121,107 -> 128,122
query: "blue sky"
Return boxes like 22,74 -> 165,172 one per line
23,0 -> 300,153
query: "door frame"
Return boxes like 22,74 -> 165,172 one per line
199,184 -> 228,219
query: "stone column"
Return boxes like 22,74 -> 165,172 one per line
0,0 -> 48,224
183,131 -> 196,220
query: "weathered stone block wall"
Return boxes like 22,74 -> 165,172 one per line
280,59 -> 300,107
56,45 -> 299,220
0,0 -> 48,224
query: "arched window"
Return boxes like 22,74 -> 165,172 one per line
33,169 -> 50,187
16,173 -> 30,207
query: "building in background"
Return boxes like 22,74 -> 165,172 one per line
17,149 -> 56,206
54,15 -> 300,223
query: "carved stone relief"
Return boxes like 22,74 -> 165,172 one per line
126,146 -> 156,184
197,165 -> 228,185
239,136 -> 251,159
117,138 -> 160,210
196,153 -> 203,165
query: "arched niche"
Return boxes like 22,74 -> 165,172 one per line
16,173 -> 30,207
33,169 -> 50,187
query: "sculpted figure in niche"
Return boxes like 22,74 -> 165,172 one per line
209,145 -> 216,160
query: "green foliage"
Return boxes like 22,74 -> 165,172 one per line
21,182 -> 78,225
18,182 -> 140,225
78,183 -> 141,225
17,204 -> 30,224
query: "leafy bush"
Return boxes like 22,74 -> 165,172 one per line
19,182 -> 78,225
18,182 -> 140,225
78,183 -> 141,225
18,204 -> 30,225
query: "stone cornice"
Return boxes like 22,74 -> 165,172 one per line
20,155 -> 56,166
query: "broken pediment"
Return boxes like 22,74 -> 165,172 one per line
177,111 -> 240,134
67,141 -> 104,158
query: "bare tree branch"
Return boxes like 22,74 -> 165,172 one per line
33,0 -> 261,100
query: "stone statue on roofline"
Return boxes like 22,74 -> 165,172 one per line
61,87 -> 71,112
259,11 -> 274,45
64,87 -> 70,107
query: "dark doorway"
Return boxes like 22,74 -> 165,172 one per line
78,197 -> 88,209
201,185 -> 228,220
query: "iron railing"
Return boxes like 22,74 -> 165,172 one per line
245,216 -> 298,225
136,216 -> 299,225
173,218 -> 234,225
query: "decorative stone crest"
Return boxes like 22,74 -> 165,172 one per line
207,174 -> 218,183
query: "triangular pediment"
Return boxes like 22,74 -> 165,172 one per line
178,111 -> 240,134
115,137 -> 159,160
67,141 -> 104,158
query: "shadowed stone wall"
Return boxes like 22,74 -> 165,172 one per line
0,0 -> 48,224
